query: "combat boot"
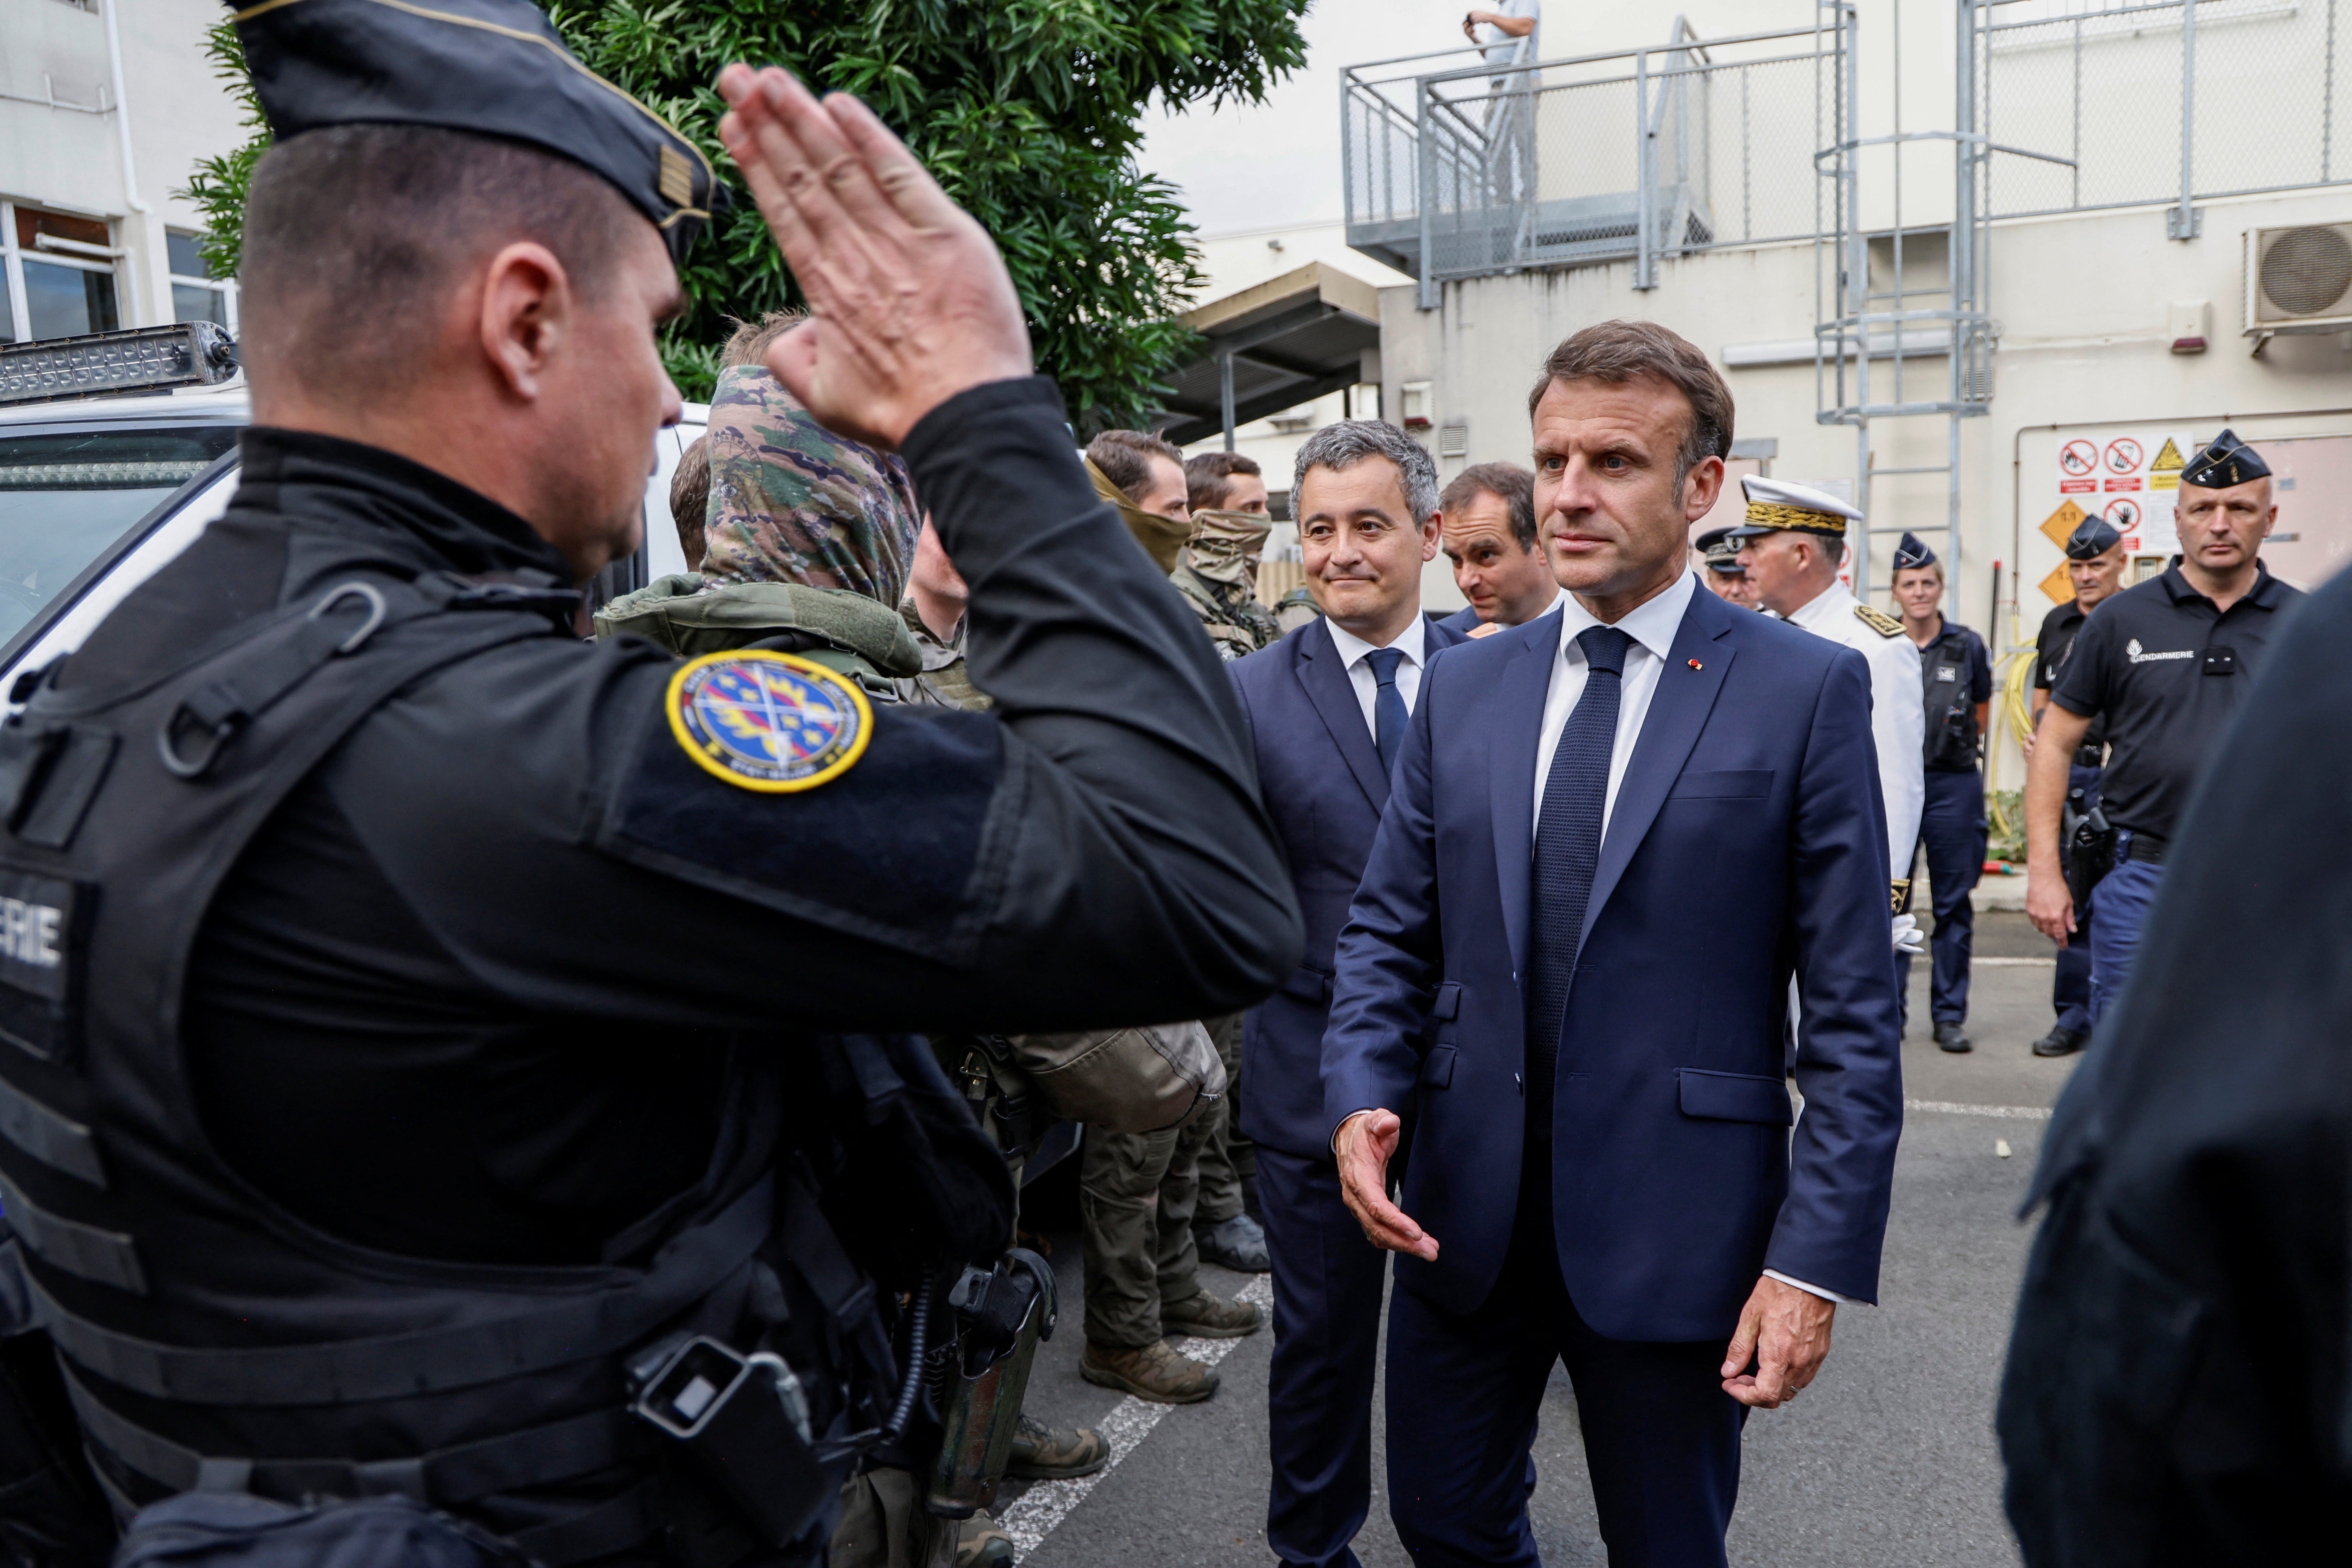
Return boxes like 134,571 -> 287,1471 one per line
1161,1287 -> 1262,1339
1080,1338 -> 1219,1404
1005,1411 -> 1108,1479
1194,1212 -> 1271,1272
955,1512 -> 1013,1568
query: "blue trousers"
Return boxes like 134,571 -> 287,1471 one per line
1896,767 -> 1988,1029
1259,1144 -> 1386,1568
2051,764 -> 2101,1033
1385,1163 -> 1744,1568
2087,844 -> 2164,1029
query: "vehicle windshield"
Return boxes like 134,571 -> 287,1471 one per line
0,424 -> 239,649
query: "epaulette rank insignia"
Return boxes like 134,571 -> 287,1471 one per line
1855,605 -> 1906,638
666,650 -> 872,792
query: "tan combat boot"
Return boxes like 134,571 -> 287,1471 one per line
954,1511 -> 1013,1568
1005,1410 -> 1108,1479
1160,1287 -> 1263,1339
1079,1338 -> 1219,1403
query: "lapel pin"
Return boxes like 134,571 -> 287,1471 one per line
1688,659 -> 1703,670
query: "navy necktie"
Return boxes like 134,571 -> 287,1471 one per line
1366,646 -> 1408,774
1527,625 -> 1631,1140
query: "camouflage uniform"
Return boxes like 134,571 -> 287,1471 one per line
593,573 -> 920,697
1273,585 -> 1320,636
702,364 -> 922,603
1172,508 -> 1284,662
894,602 -> 990,712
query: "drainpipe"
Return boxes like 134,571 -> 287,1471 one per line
100,0 -> 160,327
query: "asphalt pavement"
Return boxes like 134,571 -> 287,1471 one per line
995,912 -> 2081,1566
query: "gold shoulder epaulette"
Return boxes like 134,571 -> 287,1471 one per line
1854,605 -> 1905,638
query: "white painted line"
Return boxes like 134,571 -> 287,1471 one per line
1970,956 -> 2057,967
1906,1098 -> 2053,1120
1001,1272 -> 1275,1560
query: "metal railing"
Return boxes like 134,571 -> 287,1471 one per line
1341,18 -> 1837,305
1979,0 -> 2349,238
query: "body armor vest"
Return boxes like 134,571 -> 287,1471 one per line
0,543 -> 890,1564
1922,631 -> 1979,771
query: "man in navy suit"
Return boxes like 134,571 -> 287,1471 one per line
1437,460 -> 1560,637
1229,420 -> 1469,1568
1324,321 -> 1904,1568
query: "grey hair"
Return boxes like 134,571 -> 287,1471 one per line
1292,420 -> 1440,524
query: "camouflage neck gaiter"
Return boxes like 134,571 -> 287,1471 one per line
1182,509 -> 1275,596
701,365 -> 921,604
1085,456 -> 1191,576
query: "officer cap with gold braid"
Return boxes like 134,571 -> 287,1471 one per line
228,0 -> 725,263
1725,474 -> 1864,541
2180,427 -> 2272,491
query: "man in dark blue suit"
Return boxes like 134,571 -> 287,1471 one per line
1324,322 -> 1904,1568
1230,418 -> 1467,1568
1434,461 -> 1560,638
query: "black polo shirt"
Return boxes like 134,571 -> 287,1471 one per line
2034,597 -> 2107,757
2050,560 -> 2303,842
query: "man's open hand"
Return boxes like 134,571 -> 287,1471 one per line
715,66 -> 1032,451
1333,1110 -> 1439,1261
1720,1275 -> 1835,1409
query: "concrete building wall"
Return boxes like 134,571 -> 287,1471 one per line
2,0 -> 251,335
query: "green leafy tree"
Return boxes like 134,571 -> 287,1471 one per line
179,3 -> 1309,428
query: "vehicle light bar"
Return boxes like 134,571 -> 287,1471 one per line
0,322 -> 239,407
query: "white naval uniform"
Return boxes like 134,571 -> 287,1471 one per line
1785,581 -> 1926,899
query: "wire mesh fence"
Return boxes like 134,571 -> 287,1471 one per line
1980,0 -> 2347,217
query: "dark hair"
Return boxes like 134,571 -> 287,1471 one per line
670,435 -> 711,569
721,310 -> 810,368
1526,320 -> 1734,487
1087,429 -> 1185,506
1438,461 -> 1537,551
242,124 -> 642,399
1184,450 -> 1262,513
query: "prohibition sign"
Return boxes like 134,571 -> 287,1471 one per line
2059,440 -> 2097,477
2104,437 -> 2144,475
2103,498 -> 2142,531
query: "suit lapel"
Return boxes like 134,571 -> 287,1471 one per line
1487,621 -> 1555,979
1579,590 -> 1736,949
1295,620 -> 1390,815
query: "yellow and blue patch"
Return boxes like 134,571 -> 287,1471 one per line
664,650 -> 871,792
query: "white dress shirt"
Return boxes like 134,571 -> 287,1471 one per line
1324,613 -> 1429,739
1530,571 -> 1696,838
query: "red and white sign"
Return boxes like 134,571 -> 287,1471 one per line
2104,438 -> 2144,474
2060,479 -> 2097,494
2104,476 -> 2141,491
2103,498 -> 2142,532
2059,440 -> 2098,477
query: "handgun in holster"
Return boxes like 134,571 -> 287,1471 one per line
924,1250 -> 1056,1535
625,1332 -> 832,1550
2061,787 -> 2117,909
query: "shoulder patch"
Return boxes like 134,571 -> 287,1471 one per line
1854,605 -> 1906,638
665,650 -> 872,792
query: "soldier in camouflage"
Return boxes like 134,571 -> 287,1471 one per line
1177,451 -> 1285,664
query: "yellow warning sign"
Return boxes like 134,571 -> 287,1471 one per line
2039,560 -> 2074,603
2038,499 -> 2088,550
2150,436 -> 2186,473
2150,473 -> 2179,490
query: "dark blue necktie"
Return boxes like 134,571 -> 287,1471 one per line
1526,625 -> 1631,1139
1366,646 -> 1408,774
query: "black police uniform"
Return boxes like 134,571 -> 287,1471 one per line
1909,617 -> 1993,1034
2048,559 -> 2300,1026
0,3 -> 1299,1562
2032,594 -> 2108,1039
1998,549 -> 2352,1564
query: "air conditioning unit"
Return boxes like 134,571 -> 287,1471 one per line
2244,223 -> 2352,336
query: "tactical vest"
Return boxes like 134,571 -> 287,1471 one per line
1922,631 -> 1979,771
0,560 -> 890,1564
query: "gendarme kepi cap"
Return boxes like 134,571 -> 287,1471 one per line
2064,516 -> 2122,560
2180,428 -> 2272,490
1726,475 -> 1863,541
1892,531 -> 1936,570
230,0 -> 725,263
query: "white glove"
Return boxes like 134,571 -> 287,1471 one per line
1892,914 -> 1925,956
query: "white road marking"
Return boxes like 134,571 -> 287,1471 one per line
1906,1098 -> 2053,1120
1001,1272 -> 1275,1560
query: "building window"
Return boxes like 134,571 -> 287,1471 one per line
166,231 -> 234,328
2,203 -> 120,343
